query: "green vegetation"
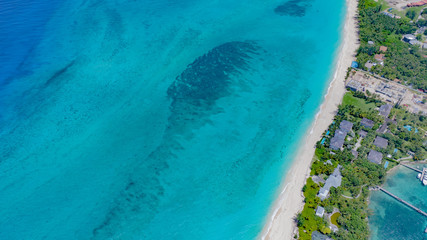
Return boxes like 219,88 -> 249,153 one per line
356,0 -> 427,89
296,90 -> 427,239
406,9 -> 417,20
297,178 -> 327,240
342,92 -> 377,112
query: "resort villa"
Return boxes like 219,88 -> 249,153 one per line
339,120 -> 353,133
368,150 -> 383,164
373,136 -> 389,149
315,206 -> 325,217
330,130 -> 346,151
317,166 -> 343,201
379,104 -> 392,118
361,118 -> 375,129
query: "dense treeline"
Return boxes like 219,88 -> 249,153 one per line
356,0 -> 427,89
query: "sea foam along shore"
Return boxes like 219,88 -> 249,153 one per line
258,0 -> 359,239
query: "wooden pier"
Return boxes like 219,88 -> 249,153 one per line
378,187 -> 427,217
400,163 -> 422,173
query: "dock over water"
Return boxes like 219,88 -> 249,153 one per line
400,163 -> 422,173
378,187 -> 427,217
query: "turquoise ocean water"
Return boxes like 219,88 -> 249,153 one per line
0,0 -> 345,239
369,164 -> 427,240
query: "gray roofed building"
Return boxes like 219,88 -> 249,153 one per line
374,136 -> 388,149
365,61 -> 375,70
312,175 -> 326,184
340,120 -> 353,133
359,130 -> 368,138
377,124 -> 388,134
385,118 -> 397,125
361,118 -> 375,128
368,150 -> 383,164
317,188 -> 329,200
423,43 -> 427,49
403,34 -> 416,42
346,79 -> 362,92
409,39 -> 421,46
315,206 -> 325,217
351,150 -> 359,158
324,159 -> 333,165
317,166 -> 342,200
312,231 -> 333,240
379,104 -> 392,117
368,41 -> 374,45
330,130 -> 346,150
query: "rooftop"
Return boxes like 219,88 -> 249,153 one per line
374,136 -> 388,149
368,149 -> 383,164
365,61 -> 375,70
330,130 -> 346,150
312,231 -> 333,240
361,118 -> 375,128
379,46 -> 388,52
379,104 -> 392,117
403,34 -> 416,40
351,150 -> 359,158
377,124 -> 388,134
317,166 -> 342,200
346,79 -> 362,91
374,54 -> 385,62
407,0 -> 427,7
359,130 -> 368,138
340,120 -> 353,133
409,40 -> 421,46
315,206 -> 325,217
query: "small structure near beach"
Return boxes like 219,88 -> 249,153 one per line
374,136 -> 388,149
368,150 -> 383,164
361,118 -> 375,129
317,166 -> 342,201
315,206 -> 325,217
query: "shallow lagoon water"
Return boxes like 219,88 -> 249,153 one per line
0,0 -> 345,239
369,164 -> 427,240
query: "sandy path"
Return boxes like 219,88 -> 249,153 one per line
259,0 -> 359,239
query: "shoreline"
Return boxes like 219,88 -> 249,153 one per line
259,0 -> 359,239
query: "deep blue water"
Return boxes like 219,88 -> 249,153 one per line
0,0 -> 62,82
0,0 -> 345,239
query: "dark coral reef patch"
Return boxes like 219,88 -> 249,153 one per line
274,0 -> 312,17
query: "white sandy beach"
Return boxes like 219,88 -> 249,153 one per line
259,0 -> 360,239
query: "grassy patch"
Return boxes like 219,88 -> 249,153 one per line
342,92 -> 377,112
331,212 -> 341,227
342,190 -> 352,197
